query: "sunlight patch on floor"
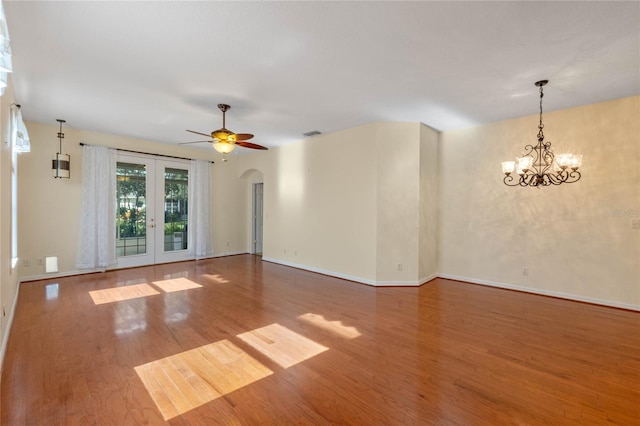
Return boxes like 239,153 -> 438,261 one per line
237,323 -> 328,368
298,313 -> 361,339
90,278 -> 203,306
201,274 -> 230,284
89,283 -> 160,305
135,340 -> 273,420
152,277 -> 202,293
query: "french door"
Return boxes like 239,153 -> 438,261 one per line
115,154 -> 193,268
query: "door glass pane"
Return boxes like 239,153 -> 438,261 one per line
164,168 -> 188,252
116,162 -> 147,257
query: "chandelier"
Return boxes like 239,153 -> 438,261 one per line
502,80 -> 582,187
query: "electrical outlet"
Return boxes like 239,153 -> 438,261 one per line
523,267 -> 529,276
36,258 -> 44,266
397,263 -> 403,271
22,259 -> 31,267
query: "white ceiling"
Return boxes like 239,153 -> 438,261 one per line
5,1 -> 639,150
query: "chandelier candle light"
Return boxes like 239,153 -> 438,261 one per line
502,80 -> 582,187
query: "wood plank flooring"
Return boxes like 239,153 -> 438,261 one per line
1,255 -> 639,425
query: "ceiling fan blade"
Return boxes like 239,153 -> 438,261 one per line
186,129 -> 211,137
233,133 -> 254,141
236,141 -> 268,150
179,140 -> 211,145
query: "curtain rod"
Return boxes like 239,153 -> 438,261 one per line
79,143 -> 214,163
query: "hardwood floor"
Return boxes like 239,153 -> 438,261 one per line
2,255 -> 638,425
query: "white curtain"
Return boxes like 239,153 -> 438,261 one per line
189,159 -> 211,258
0,0 -> 12,95
11,105 -> 30,153
76,145 -> 117,269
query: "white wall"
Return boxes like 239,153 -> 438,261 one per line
438,96 -> 640,309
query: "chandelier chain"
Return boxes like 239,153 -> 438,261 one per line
538,84 -> 544,140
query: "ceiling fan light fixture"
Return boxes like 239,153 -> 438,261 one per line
212,128 -> 231,140
213,141 -> 235,154
183,103 -> 267,151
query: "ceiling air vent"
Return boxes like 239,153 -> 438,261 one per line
303,130 -> 322,137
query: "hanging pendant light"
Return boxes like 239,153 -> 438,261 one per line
502,80 -> 582,187
52,119 -> 70,178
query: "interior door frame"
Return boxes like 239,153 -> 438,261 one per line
252,182 -> 264,255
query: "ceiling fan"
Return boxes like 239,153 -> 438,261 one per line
182,104 -> 268,155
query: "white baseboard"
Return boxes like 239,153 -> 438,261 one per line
0,282 -> 20,373
369,280 -> 421,286
262,257 -> 438,287
262,257 -> 379,285
19,252 -> 251,283
375,273 -> 437,286
438,273 -> 640,312
198,251 -> 247,260
20,268 -> 105,283
420,273 -> 438,285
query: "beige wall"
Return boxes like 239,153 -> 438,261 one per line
238,121 -> 436,285
239,124 -> 379,282
375,122 -> 421,283
439,96 -> 640,309
419,123 -> 439,281
0,79 -> 20,367
17,121 -> 245,280
210,158 -> 252,256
